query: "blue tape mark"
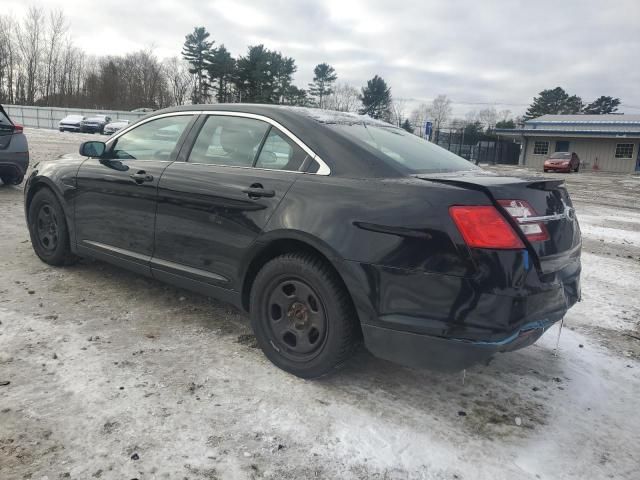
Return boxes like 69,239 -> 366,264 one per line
451,318 -> 558,347
523,250 -> 530,271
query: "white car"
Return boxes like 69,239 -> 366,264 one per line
58,115 -> 86,132
103,119 -> 131,136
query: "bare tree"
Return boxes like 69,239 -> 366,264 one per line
325,83 -> 360,112
409,103 -> 429,137
0,15 -> 18,103
390,98 -> 408,127
427,94 -> 452,132
43,9 -> 67,105
17,6 -> 45,104
478,107 -> 498,131
164,57 -> 194,106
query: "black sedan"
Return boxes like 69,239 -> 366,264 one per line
24,105 -> 581,378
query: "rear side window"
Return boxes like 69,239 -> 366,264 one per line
111,115 -> 192,161
189,116 -> 269,167
255,128 -> 307,171
330,123 -> 478,174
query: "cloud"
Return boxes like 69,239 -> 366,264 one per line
3,0 -> 639,116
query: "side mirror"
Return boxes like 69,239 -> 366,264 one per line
79,141 -> 106,158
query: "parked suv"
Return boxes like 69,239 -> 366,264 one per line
59,114 -> 86,132
103,119 -> 130,136
0,104 -> 29,185
81,115 -> 112,134
544,152 -> 580,173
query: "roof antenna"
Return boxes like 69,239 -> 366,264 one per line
554,317 -> 565,356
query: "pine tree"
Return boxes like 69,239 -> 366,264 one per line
207,45 -> 236,103
582,96 -> 621,114
524,87 -> 583,119
308,63 -> 337,108
401,119 -> 413,133
359,75 -> 392,121
235,45 -> 273,103
182,27 -> 214,104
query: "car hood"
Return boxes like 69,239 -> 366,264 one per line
84,117 -> 107,123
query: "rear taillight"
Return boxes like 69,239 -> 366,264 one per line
449,205 -> 524,249
13,124 -> 23,133
498,199 -> 549,242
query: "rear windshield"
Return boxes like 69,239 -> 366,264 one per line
329,123 -> 478,174
550,152 -> 571,158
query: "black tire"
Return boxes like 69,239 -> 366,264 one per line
250,253 -> 359,378
27,188 -> 77,266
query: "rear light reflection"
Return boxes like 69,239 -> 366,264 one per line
13,124 -> 23,133
449,205 -> 524,249
498,199 -> 549,242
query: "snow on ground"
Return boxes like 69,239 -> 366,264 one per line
0,129 -> 639,479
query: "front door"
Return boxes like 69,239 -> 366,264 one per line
153,114 -> 309,291
74,114 -> 195,274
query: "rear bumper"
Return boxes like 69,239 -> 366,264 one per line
81,125 -> 102,133
0,152 -> 29,177
343,252 -> 580,371
59,125 -> 81,131
544,164 -> 571,172
363,316 -> 558,371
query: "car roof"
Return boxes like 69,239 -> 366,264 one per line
146,104 -> 403,177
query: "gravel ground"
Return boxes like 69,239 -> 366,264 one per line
1,129 -> 639,480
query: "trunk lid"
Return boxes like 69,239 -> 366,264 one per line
418,172 -> 581,271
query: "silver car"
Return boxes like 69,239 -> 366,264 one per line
0,105 -> 29,185
59,114 -> 86,132
103,119 -> 130,136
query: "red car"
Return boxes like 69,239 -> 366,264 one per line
543,152 -> 580,173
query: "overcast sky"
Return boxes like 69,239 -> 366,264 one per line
5,0 -> 640,117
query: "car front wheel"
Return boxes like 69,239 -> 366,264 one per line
250,253 -> 359,378
27,188 -> 77,266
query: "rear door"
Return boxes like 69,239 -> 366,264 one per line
74,113 -> 196,274
153,113 -> 310,290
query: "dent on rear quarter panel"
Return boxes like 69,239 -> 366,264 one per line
263,174 -> 490,274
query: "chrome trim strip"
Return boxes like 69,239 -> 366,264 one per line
150,257 -> 228,283
107,109 -> 331,176
83,240 -> 151,262
518,212 -> 570,223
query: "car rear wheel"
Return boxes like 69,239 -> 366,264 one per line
250,253 -> 359,378
28,188 -> 77,266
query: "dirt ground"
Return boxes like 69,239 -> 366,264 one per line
1,129 -> 639,480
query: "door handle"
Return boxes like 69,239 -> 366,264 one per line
242,186 -> 275,198
130,171 -> 154,184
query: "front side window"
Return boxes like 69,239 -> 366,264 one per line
255,128 -> 308,171
189,116 -> 269,167
615,143 -> 634,159
111,115 -> 192,161
533,141 -> 549,155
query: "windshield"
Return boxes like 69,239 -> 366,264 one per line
330,123 -> 479,174
550,152 -> 571,159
